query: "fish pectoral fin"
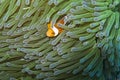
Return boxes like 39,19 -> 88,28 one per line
46,29 -> 55,37
46,26 -> 59,37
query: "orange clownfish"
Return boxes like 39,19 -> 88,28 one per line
46,17 -> 66,37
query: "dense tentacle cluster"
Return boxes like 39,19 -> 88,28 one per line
0,0 -> 119,80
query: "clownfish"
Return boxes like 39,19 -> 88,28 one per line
46,16 -> 67,37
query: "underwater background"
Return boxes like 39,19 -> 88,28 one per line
0,0 -> 120,80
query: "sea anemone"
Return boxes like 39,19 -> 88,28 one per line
0,0 -> 120,80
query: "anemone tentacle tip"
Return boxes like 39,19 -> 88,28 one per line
0,0 -> 120,80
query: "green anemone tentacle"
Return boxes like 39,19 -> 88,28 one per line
0,0 -> 119,80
